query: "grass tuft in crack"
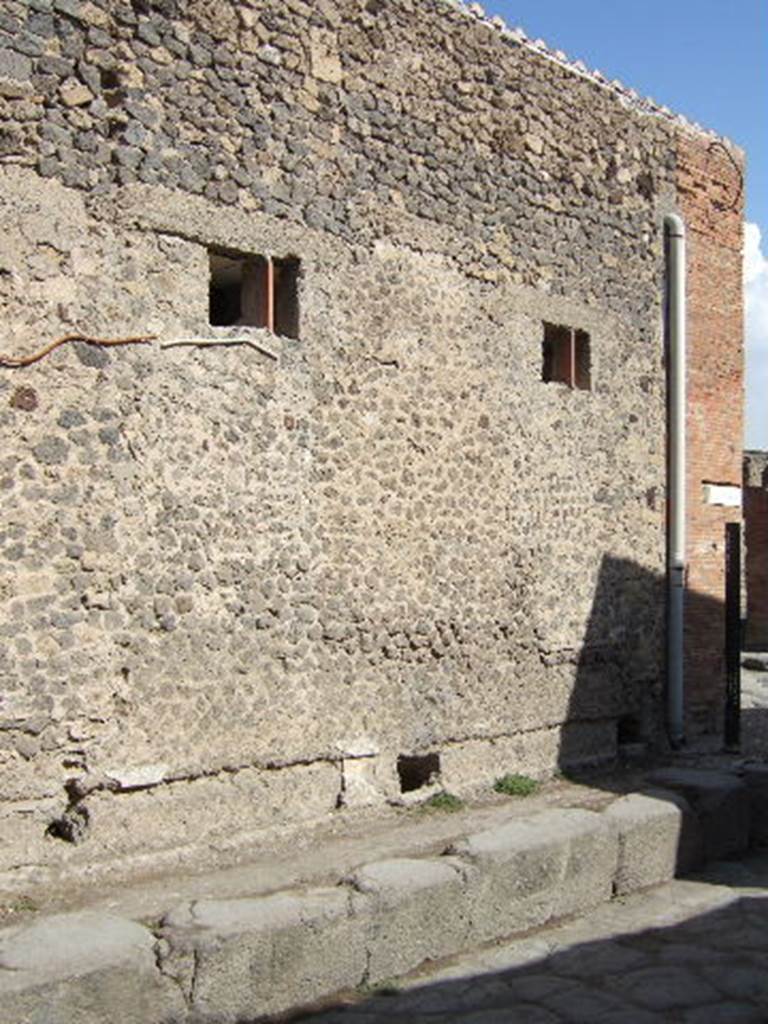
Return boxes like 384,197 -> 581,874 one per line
421,791 -> 465,813
359,980 -> 401,997
493,773 -> 539,797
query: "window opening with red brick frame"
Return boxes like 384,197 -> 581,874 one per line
209,250 -> 300,339
542,322 -> 591,390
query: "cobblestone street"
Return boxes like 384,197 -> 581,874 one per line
296,851 -> 768,1024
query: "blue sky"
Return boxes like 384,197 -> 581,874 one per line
478,0 -> 768,449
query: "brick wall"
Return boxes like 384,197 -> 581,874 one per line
676,133 -> 745,735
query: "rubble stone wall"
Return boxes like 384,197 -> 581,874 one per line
0,0 -> 742,882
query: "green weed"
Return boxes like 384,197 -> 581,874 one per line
358,979 -> 401,997
421,791 -> 465,813
493,773 -> 539,797
0,894 -> 38,918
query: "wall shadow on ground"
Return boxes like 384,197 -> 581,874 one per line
552,552 -> 754,883
285,875 -> 768,1023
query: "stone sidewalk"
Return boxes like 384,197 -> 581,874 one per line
296,852 -> 768,1024
2,764 -> 767,1023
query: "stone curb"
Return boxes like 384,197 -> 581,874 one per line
1,769 -> 761,1023
0,911 -> 184,1024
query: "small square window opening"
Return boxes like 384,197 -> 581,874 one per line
542,322 -> 590,390
209,250 -> 300,339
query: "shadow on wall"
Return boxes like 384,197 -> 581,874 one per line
285,872 -> 768,1023
744,451 -> 768,649
557,551 -> 733,775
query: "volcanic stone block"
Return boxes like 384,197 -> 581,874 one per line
449,807 -> 617,944
348,856 -> 470,983
0,911 -> 183,1024
160,887 -> 367,1020
603,789 -> 701,894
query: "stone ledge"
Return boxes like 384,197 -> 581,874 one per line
448,807 -> 617,943
0,911 -> 184,1024
0,768 -> 759,1024
157,888 -> 365,1021
604,789 -> 700,892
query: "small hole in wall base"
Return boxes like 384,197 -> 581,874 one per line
617,715 -> 643,746
397,752 -> 441,793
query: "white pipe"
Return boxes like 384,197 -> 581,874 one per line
665,213 -> 686,747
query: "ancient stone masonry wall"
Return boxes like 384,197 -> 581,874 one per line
1,0 -> 677,305
0,0 -> 741,881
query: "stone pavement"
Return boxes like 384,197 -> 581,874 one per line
295,852 -> 768,1024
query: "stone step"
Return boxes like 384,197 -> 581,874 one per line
1,767 -> 765,1023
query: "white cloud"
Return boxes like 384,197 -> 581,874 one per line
745,221 -> 768,450
745,222 -> 768,285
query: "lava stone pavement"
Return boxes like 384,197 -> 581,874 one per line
292,851 -> 768,1024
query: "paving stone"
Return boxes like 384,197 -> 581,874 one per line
390,982 -> 477,1014
741,655 -> 768,671
7,784 -> 768,1024
589,1012 -> 663,1024
705,964 -> 768,1002
505,973 -> 579,1002
457,1009 -> 561,1024
539,983 -> 637,1021
656,942 -> 728,965
681,1003 -> 767,1024
741,767 -> 768,846
611,964 -> 722,1011
546,938 -> 649,978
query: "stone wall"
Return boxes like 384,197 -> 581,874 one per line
0,0 -> 742,882
744,451 -> 768,648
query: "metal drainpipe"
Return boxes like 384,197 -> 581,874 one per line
665,213 -> 686,748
